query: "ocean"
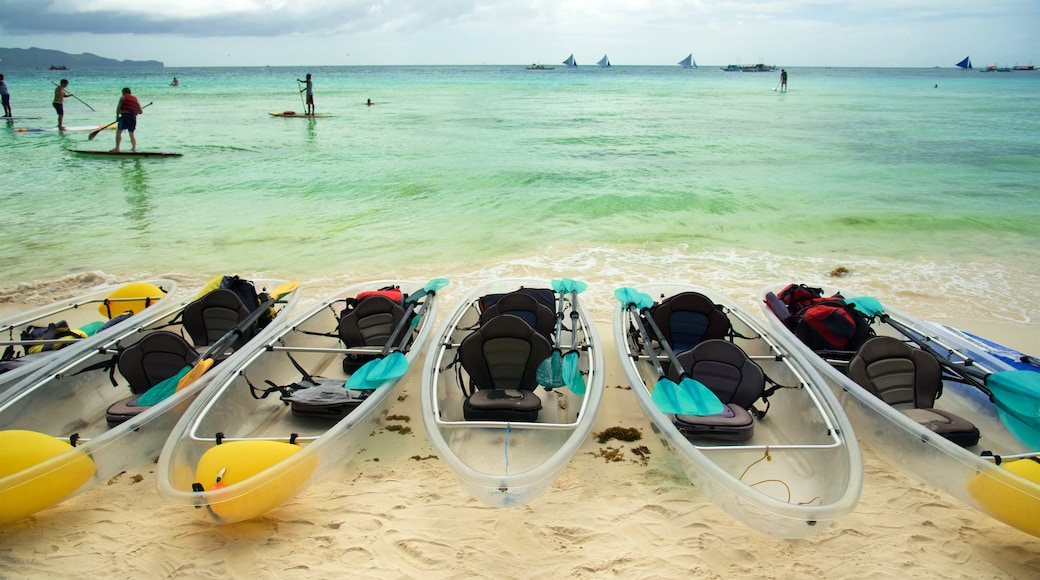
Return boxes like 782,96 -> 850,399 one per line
1,65 -> 1038,327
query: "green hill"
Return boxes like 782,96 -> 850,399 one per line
0,47 -> 163,69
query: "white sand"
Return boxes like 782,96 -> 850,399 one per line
1,301 -> 1039,577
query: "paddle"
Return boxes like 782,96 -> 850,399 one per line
535,280 -> 568,389
89,102 -> 152,140
54,81 -> 95,112
345,278 -> 449,391
849,295 -> 1040,448
614,288 -> 725,416
559,278 -> 589,395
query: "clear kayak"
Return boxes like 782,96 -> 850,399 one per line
759,282 -> 1040,538
0,277 -> 300,524
613,284 -> 862,538
157,279 -> 443,523
422,278 -> 604,507
0,278 -> 179,394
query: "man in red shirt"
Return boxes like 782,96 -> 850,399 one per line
112,87 -> 143,152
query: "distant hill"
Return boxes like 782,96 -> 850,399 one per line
0,47 -> 163,69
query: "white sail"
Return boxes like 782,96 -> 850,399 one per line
598,54 -> 611,67
562,54 -> 577,67
678,54 -> 697,69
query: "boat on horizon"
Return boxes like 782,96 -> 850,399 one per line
526,63 -> 554,70
597,54 -> 611,68
678,54 -> 697,69
955,56 -> 973,70
562,54 -> 577,67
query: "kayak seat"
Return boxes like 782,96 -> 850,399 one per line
182,289 -> 254,350
107,331 -> 196,426
671,339 -> 764,442
651,292 -> 731,353
459,314 -> 552,421
338,295 -> 406,372
479,290 -> 556,340
848,336 -> 980,447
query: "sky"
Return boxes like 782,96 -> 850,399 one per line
0,0 -> 1037,68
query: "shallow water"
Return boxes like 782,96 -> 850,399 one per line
2,65 -> 1038,327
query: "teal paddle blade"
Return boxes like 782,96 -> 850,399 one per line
994,405 -> 1040,449
651,377 -> 725,415
988,371 -> 1040,416
136,365 -> 191,406
614,287 -> 653,310
848,296 -> 884,317
562,350 -> 585,395
559,278 -> 588,294
366,351 -> 409,388
537,350 -> 566,388
408,278 -> 450,303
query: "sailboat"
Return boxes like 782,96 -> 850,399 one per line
562,54 -> 577,67
955,56 -> 973,70
678,54 -> 697,69
597,54 -> 611,68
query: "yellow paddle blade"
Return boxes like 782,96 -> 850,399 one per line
177,358 -> 214,391
271,280 -> 299,299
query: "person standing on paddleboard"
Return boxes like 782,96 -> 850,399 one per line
111,87 -> 143,153
53,79 -> 72,130
297,73 -> 314,115
0,74 -> 11,117
780,69 -> 788,92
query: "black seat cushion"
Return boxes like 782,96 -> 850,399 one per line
848,336 -> 980,447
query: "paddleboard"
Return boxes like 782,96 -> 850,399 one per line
268,111 -> 331,118
68,149 -> 183,158
16,125 -> 113,133
935,323 -> 1039,373
2,116 -> 41,120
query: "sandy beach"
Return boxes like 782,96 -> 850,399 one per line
1,290 -> 1038,578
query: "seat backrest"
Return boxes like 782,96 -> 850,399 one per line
847,336 -> 940,408
182,288 -> 253,348
459,314 -> 553,390
674,339 -> 764,408
117,331 -> 197,394
338,295 -> 406,347
651,292 -> 731,352
479,290 -> 556,339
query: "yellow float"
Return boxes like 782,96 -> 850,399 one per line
194,440 -> 318,523
99,282 -> 166,318
966,458 -> 1040,537
0,430 -> 96,523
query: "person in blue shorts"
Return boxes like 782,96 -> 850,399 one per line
112,87 -> 143,152
53,79 -> 72,130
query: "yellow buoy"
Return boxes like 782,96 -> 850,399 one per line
194,440 -> 318,523
966,458 -> 1040,537
99,282 -> 166,318
0,430 -> 96,523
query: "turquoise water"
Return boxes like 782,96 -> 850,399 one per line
2,66 -> 1038,324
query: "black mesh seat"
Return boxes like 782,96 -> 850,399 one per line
669,339 -> 765,442
479,290 -> 556,340
182,289 -> 253,350
458,314 -> 552,421
651,292 -> 731,353
848,336 -> 979,447
107,331 -> 196,426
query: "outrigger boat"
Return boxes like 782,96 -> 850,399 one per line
760,283 -> 1040,537
0,276 -> 300,524
613,284 -> 862,538
157,279 -> 444,523
421,278 -> 604,507
1,278 -> 178,393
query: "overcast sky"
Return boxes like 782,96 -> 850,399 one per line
1,0 -> 1037,68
